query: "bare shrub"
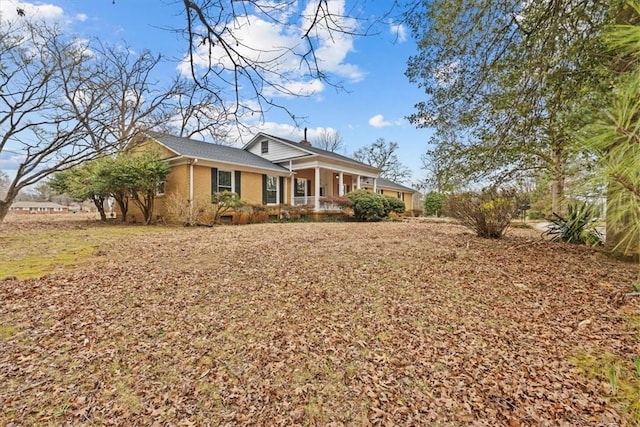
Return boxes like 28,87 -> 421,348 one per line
447,189 -> 517,238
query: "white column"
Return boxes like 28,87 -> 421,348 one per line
373,177 -> 377,193
290,175 -> 295,205
289,160 -> 294,205
356,175 -> 361,189
338,172 -> 344,196
314,167 -> 321,211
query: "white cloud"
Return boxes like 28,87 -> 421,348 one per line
178,0 -> 363,97
368,114 -> 406,128
0,1 -> 64,23
75,13 -> 87,22
389,22 -> 407,43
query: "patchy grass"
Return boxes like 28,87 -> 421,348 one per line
0,216 -> 638,425
0,223 -> 170,279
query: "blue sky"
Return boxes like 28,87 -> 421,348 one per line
0,1 -> 433,186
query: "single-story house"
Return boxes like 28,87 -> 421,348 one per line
9,201 -> 69,214
127,131 -> 416,223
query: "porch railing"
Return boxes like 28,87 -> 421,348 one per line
292,196 -> 343,212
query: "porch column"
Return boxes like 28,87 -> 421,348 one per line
314,167 -> 321,211
290,175 -> 295,205
289,160 -> 294,206
356,175 -> 361,189
373,177 -> 377,192
338,172 -> 344,196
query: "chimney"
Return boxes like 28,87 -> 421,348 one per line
299,127 -> 312,147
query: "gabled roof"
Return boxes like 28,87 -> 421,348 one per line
145,131 -> 288,173
246,132 -> 380,172
375,177 -> 415,193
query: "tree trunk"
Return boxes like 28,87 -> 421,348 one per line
0,187 -> 21,223
92,195 -> 107,221
114,193 -> 128,222
0,200 -> 11,223
550,144 -> 565,215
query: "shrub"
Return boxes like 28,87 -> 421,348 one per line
163,193 -> 211,225
424,191 -> 445,216
447,189 -> 517,238
383,195 -> 405,215
210,191 -> 246,224
544,202 -> 604,246
346,189 -> 386,221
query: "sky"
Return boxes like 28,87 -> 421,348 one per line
0,0 -> 433,186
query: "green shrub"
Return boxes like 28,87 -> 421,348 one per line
346,189 -> 385,221
424,191 -> 445,216
544,202 -> 604,246
447,189 -> 517,238
383,195 -> 406,215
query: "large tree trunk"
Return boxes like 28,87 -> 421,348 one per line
0,187 -> 21,223
0,200 -> 11,223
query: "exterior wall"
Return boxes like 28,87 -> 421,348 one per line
247,138 -> 306,162
132,139 -> 176,159
241,171 -> 264,204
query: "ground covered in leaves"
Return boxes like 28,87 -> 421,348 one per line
1,215 -> 639,425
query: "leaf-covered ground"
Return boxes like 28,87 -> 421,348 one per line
1,216 -> 639,425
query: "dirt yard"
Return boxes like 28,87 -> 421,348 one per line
1,215 -> 638,425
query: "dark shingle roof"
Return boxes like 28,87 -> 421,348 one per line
146,131 -> 288,173
375,177 -> 415,193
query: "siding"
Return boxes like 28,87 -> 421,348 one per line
247,138 -> 308,162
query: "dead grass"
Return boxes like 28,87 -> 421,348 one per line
0,216 -> 639,425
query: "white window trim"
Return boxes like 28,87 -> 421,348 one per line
266,175 -> 279,205
217,169 -> 235,193
295,177 -> 308,197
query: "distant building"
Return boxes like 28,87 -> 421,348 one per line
9,201 -> 70,214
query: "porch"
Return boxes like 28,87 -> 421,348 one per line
288,166 -> 378,212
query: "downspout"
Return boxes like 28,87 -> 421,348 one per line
189,158 -> 197,224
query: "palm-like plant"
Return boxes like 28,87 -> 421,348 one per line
544,202 -> 604,246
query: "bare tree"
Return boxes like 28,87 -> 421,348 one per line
0,21 -> 112,222
353,138 -> 412,184
178,1 -> 390,123
313,129 -> 344,153
0,20 -> 219,223
161,77 -> 231,143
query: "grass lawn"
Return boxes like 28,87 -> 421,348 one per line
1,215 -> 639,425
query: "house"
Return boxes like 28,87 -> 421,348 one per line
127,131 -> 416,223
9,201 -> 69,215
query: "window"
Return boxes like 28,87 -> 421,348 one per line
295,178 -> 307,197
218,170 -> 232,192
157,180 -> 165,195
266,176 -> 278,204
397,192 -> 404,201
261,140 -> 269,154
